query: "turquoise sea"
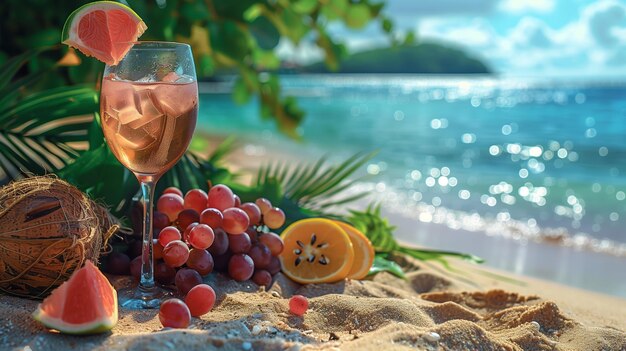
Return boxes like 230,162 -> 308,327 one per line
199,75 -> 626,255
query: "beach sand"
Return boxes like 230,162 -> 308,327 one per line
1,254 -> 625,350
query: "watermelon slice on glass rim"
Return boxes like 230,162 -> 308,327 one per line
62,1 -> 147,65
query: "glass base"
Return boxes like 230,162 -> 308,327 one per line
119,285 -> 173,309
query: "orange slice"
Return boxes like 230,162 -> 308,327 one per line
279,218 -> 354,284
333,221 -> 375,280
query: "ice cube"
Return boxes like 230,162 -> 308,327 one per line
126,90 -> 164,129
152,83 -> 197,117
115,122 -> 159,151
107,86 -> 142,125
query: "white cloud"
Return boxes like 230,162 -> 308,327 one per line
275,39 -> 323,65
499,0 -> 556,14
510,17 -> 553,48
418,0 -> 626,75
583,0 -> 626,47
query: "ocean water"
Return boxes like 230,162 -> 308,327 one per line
198,75 -> 626,255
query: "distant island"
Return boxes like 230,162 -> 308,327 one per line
296,42 -> 491,74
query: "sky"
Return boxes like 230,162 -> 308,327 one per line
278,0 -> 626,77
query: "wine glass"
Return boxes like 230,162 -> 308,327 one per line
100,41 -> 198,309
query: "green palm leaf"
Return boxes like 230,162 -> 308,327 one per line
0,49 -> 99,185
256,151 -> 377,212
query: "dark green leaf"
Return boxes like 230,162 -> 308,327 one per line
213,0 -> 258,22
0,48 -> 47,90
57,144 -> 138,217
181,0 -> 211,21
210,21 -> 250,61
249,16 -> 281,50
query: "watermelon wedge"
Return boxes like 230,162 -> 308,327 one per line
33,260 -> 118,335
62,1 -> 147,65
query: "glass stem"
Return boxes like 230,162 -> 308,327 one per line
138,177 -> 157,291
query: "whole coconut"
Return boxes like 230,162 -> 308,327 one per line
0,176 -> 118,298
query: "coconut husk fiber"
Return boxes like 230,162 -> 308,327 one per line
0,176 -> 119,298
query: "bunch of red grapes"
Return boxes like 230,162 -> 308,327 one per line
124,184 -> 286,295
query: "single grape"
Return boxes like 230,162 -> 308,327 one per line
159,298 -> 191,328
155,262 -> 177,285
246,226 -> 259,243
175,268 -> 203,295
212,251 -> 232,272
289,295 -> 308,316
263,207 -> 286,229
259,232 -> 284,256
163,187 -> 184,197
228,254 -> 254,281
183,222 -> 198,243
233,195 -> 241,207
228,233 -> 251,254
200,208 -> 223,229
188,224 -> 215,250
208,228 -> 229,256
130,256 -> 142,279
106,252 -> 130,275
248,243 -> 272,269
185,284 -> 216,317
239,202 -> 262,226
153,211 -> 171,231
255,198 -> 272,214
252,270 -> 272,287
184,189 -> 208,214
266,256 -> 281,275
157,193 -> 185,222
207,184 -> 235,211
222,208 -> 249,235
163,240 -> 190,268
153,239 -> 164,260
176,209 -> 199,233
186,249 -> 214,276
158,226 -> 182,247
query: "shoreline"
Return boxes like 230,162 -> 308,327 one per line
209,133 -> 626,299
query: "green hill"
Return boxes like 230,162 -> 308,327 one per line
301,43 -> 491,74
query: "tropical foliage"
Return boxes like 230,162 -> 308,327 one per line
0,0 -> 396,137
0,48 -> 98,183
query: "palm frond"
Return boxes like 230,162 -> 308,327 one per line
0,49 -> 98,185
256,151 -> 377,211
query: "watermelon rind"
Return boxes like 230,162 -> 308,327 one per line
32,309 -> 118,335
31,261 -> 119,335
61,1 -> 147,65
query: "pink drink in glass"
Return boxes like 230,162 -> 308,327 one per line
101,76 -> 198,176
